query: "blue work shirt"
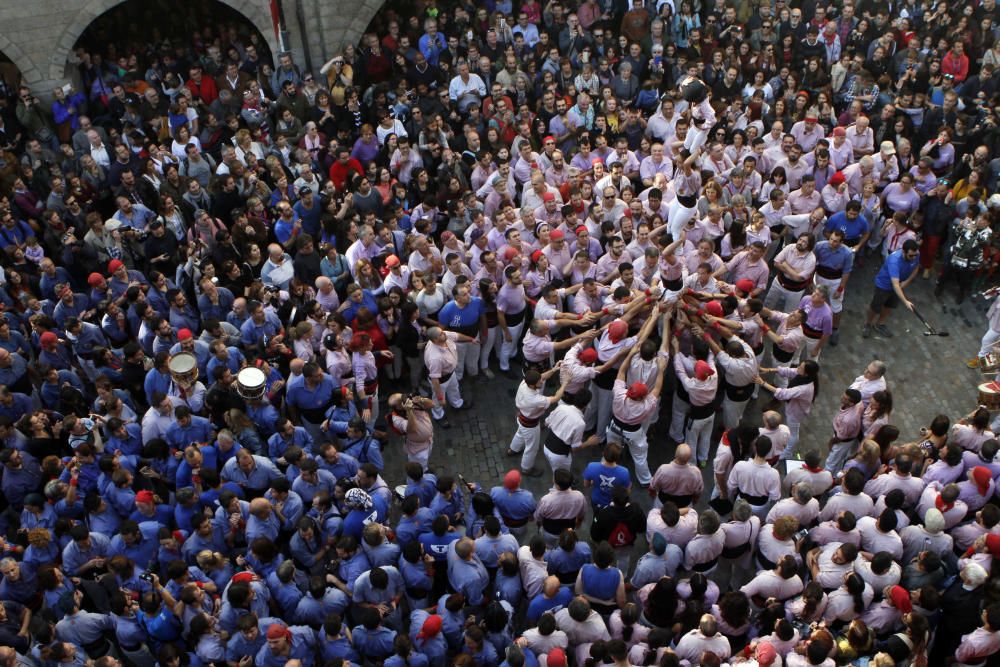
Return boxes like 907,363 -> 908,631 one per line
814,240 -> 855,274
875,248 -> 920,291
824,211 -> 871,243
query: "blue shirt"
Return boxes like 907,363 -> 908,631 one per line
352,625 -> 397,660
438,298 -> 485,334
526,585 -> 574,624
396,507 -> 436,545
165,416 -> 215,451
268,427 -> 314,459
824,211 -> 870,242
240,311 -> 284,347
875,248 -> 920,291
582,462 -> 632,508
814,240 -> 855,275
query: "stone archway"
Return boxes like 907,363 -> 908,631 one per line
47,0 -> 281,82
0,33 -> 37,91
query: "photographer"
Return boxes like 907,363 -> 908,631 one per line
387,392 -> 436,470
15,86 -> 56,151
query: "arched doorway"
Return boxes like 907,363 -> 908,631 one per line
0,52 -> 22,98
47,0 -> 281,83
73,0 -> 274,66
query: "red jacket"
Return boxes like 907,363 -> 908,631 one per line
942,50 -> 970,82
185,76 -> 219,105
329,158 -> 364,192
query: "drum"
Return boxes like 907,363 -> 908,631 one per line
236,367 -> 267,401
168,352 -> 199,390
979,382 -> 1000,410
981,346 -> 1000,374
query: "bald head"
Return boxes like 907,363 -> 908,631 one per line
249,498 -> 271,517
543,575 -> 561,596
289,359 -> 305,375
675,444 -> 692,464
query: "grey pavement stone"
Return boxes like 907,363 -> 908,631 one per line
379,257 -> 992,547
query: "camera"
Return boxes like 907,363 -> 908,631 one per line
139,572 -> 155,583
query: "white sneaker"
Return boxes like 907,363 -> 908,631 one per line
483,369 -> 495,379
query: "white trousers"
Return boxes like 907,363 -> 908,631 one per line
479,326 -> 499,370
509,421 -> 542,471
431,374 -> 463,419
721,396 -> 750,431
606,421 -> 652,485
499,320 -> 525,371
979,327 -> 1000,358
763,280 -> 805,314
781,420 -> 802,460
669,394 -> 690,442
406,445 -> 431,470
455,341 -> 480,380
668,200 -> 698,240
814,275 -> 845,314
593,385 -> 614,443
686,414 -> 715,463
544,447 -> 573,475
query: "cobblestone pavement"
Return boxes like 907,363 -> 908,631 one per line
379,256 -> 995,542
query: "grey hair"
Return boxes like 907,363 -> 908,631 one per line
732,499 -> 752,522
698,509 -> 721,535
426,327 -> 443,341
794,484 -> 814,504
963,562 -> 988,588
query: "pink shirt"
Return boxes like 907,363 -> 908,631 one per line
423,332 -> 459,378
522,331 -> 555,363
725,252 -> 769,292
646,508 -> 698,548
650,460 -> 704,497
612,378 -> 659,424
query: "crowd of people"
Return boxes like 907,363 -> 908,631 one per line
2,0 -> 1000,665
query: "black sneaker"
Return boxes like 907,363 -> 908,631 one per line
436,417 -> 451,429
829,330 -> 840,346
520,467 -> 544,477
862,324 -> 872,338
874,324 -> 893,338
458,400 -> 474,411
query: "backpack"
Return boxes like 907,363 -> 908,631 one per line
607,519 -> 635,548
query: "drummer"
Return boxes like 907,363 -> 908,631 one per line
168,353 -> 208,415
171,328 -> 212,378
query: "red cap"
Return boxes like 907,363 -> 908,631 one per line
543,136 -> 555,144
579,348 -> 599,364
889,585 -> 912,613
135,490 -> 155,504
626,382 -> 649,400
974,466 -> 992,496
177,328 -> 193,341
608,320 -> 628,343
504,470 -> 521,490
832,127 -> 847,137
987,533 -> 1000,558
548,649 -> 567,667
591,157 -> 603,165
266,623 -> 292,641
172,530 -> 186,544
735,279 -> 755,294
503,247 -> 519,262
829,171 -> 846,186
530,249 -> 543,263
40,331 -> 58,347
543,192 -> 556,202
417,614 -> 443,640
705,300 -> 724,317
695,360 -> 715,381
385,255 -> 400,268
87,273 -> 105,288
550,229 -> 565,240
108,259 -> 125,274
576,225 -> 588,235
